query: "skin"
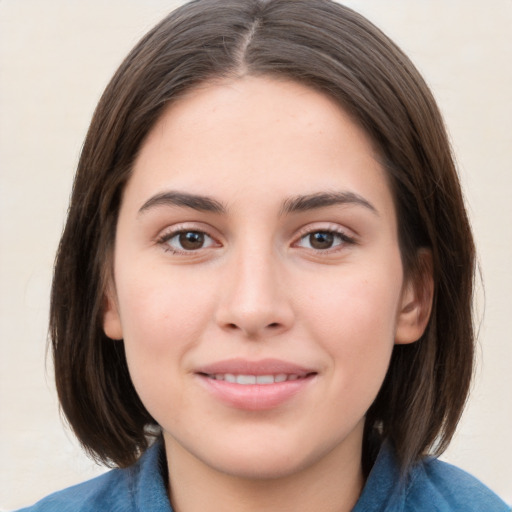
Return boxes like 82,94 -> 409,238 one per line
104,76 -> 431,512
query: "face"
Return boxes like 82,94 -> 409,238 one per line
104,76 -> 428,482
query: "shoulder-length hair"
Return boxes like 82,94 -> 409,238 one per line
50,0 -> 475,473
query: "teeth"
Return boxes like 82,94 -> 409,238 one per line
210,373 -> 303,384
256,375 -> 274,384
237,375 -> 256,385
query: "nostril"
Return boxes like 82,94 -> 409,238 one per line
268,323 -> 280,329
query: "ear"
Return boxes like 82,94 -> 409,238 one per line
395,249 -> 434,345
103,284 -> 123,340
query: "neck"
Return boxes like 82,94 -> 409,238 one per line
164,430 -> 365,512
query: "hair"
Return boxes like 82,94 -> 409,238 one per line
50,0 -> 475,474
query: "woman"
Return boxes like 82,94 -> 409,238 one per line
16,0 -> 510,510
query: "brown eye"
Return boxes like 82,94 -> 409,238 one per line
308,231 -> 334,250
179,231 -> 205,250
296,229 -> 355,251
162,230 -> 216,252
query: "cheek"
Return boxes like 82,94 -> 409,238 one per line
117,268 -> 214,345
306,275 -> 400,340
301,268 -> 402,387
115,271 -> 216,401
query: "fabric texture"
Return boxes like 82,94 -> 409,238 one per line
16,441 -> 510,511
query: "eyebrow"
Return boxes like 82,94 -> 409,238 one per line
138,191 -> 227,215
280,191 -> 378,216
137,189 -> 378,217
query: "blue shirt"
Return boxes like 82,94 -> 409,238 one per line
17,441 -> 510,511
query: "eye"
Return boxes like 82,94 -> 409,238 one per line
160,230 -> 217,253
296,230 -> 355,251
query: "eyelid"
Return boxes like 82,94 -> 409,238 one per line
155,223 -> 222,254
294,222 -> 357,239
292,223 -> 358,250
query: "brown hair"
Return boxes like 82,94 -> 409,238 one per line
50,0 -> 475,473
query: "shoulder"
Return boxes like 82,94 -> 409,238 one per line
13,468 -> 132,512
354,442 -> 509,512
406,457 -> 510,512
14,441 -> 172,512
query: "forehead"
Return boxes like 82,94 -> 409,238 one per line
127,76 -> 394,221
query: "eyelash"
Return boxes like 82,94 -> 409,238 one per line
157,226 -> 219,255
294,226 -> 357,253
156,225 -> 357,255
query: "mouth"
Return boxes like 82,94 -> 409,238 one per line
199,372 -> 314,385
194,358 -> 317,410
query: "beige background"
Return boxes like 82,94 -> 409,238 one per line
1,1 -> 511,509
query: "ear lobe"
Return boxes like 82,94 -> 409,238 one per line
103,288 -> 123,340
395,250 -> 434,345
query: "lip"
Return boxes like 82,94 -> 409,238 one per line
196,358 -> 314,376
195,358 -> 317,411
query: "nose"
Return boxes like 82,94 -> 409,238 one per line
215,245 -> 294,339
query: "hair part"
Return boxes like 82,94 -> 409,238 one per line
51,0 -> 475,472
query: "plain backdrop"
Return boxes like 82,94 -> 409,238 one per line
1,1 -> 511,509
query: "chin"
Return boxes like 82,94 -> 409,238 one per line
198,435 -> 345,482
210,452 -> 312,481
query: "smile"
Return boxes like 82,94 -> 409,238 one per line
195,359 -> 317,410
203,373 -> 306,384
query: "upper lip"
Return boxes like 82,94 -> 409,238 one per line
195,358 -> 316,377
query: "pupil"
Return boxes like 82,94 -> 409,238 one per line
310,231 -> 334,249
179,231 -> 204,250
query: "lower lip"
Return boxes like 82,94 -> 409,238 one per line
197,375 -> 316,411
